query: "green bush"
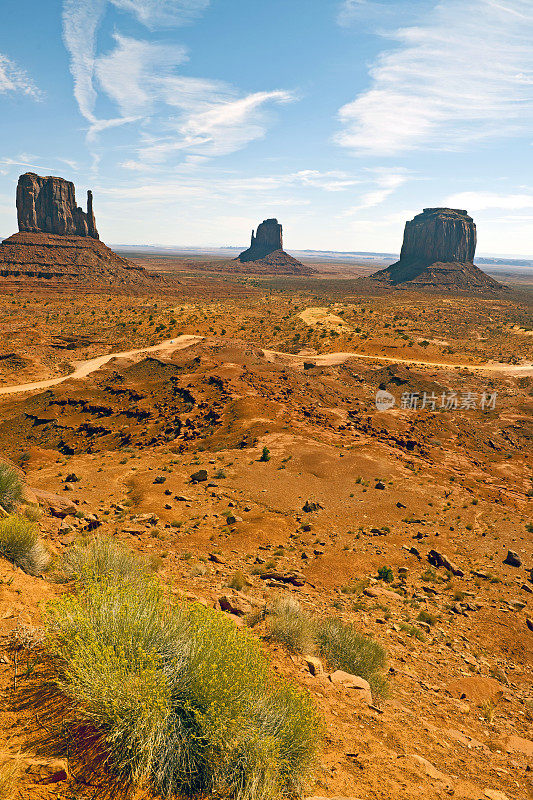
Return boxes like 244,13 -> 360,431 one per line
227,570 -> 248,591
266,597 -> 316,654
0,515 -> 49,575
44,577 -> 322,799
258,447 -> 271,462
58,536 -> 148,585
0,463 -> 23,513
377,565 -> 394,583
315,618 -> 388,698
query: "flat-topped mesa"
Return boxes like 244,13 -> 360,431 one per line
17,172 -> 99,239
400,207 -> 476,266
238,218 -> 283,262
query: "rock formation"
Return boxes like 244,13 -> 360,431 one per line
238,218 -> 283,262
0,173 -> 159,286
17,172 -> 99,239
234,218 -> 315,275
366,208 -> 506,293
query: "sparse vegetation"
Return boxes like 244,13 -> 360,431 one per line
42,574 -> 322,800
227,569 -> 248,591
259,446 -> 271,462
266,596 -> 316,654
58,536 -> 148,585
0,515 -> 49,575
0,462 -> 23,513
377,565 -> 394,583
315,618 -> 388,698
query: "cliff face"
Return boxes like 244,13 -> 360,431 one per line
400,208 -> 476,266
237,218 -> 283,262
366,208 -> 505,293
17,172 -> 99,239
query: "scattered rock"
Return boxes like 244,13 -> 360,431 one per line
153,476 -> 166,484
329,671 -> 372,703
209,553 -> 224,564
64,473 -> 80,482
218,593 -> 254,617
503,550 -> 521,567
304,655 -> 324,676
303,500 -> 323,513
374,481 -> 386,490
427,549 -> 464,576
190,469 -> 208,483
258,571 -> 306,586
408,754 -> 453,787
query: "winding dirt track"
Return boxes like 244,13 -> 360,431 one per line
0,334 -> 531,398
0,335 -> 203,397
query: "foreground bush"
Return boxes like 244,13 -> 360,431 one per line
0,462 -> 23,513
58,536 -> 148,585
44,576 -> 321,799
0,515 -> 49,575
316,618 -> 388,698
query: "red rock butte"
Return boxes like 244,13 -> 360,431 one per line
234,218 -> 315,275
0,173 -> 157,286
367,207 -> 505,293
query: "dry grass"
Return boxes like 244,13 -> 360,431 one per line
0,515 -> 49,575
0,463 -> 23,513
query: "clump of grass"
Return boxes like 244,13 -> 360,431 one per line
266,596 -> 316,654
0,515 -> 49,575
227,570 -> 248,591
0,758 -> 22,800
417,610 -> 437,626
315,618 -> 388,698
58,536 -> 148,585
398,622 -> 425,641
0,463 -> 23,513
43,577 -> 322,800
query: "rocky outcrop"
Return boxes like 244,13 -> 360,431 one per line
365,207 -> 506,293
233,218 -> 315,275
400,208 -> 476,266
0,232 -> 155,285
17,172 -> 99,239
238,218 -> 283,262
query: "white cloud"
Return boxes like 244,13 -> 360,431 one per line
62,0 -> 293,165
0,53 -> 42,99
344,168 -> 409,212
336,0 -> 533,155
446,191 -> 533,211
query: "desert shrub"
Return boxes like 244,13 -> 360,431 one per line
315,618 -> 388,698
266,597 -> 316,654
0,515 -> 49,575
43,578 -> 321,799
398,622 -> 425,641
417,610 -> 436,626
0,463 -> 23,513
58,536 -> 147,585
227,570 -> 248,591
258,447 -> 270,462
377,565 -> 394,583
0,759 -> 22,800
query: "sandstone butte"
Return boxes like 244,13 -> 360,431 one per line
0,173 -> 158,286
234,218 -> 315,275
367,207 -> 506,293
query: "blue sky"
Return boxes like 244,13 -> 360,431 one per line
0,0 -> 532,255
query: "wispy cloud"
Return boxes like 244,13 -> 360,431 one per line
336,0 -> 533,155
62,0 -> 294,165
0,53 -> 42,99
446,190 -> 533,211
344,168 -> 409,212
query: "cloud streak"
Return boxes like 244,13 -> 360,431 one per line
336,0 -> 533,155
0,53 -> 42,99
62,0 -> 294,165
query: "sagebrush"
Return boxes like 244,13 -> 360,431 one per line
0,515 -> 49,575
0,463 -> 23,513
44,574 -> 322,799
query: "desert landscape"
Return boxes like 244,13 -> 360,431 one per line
0,166 -> 531,800
1,2 -> 532,799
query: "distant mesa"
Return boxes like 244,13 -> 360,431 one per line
367,207 -> 506,293
234,218 -> 315,275
0,172 -> 157,286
